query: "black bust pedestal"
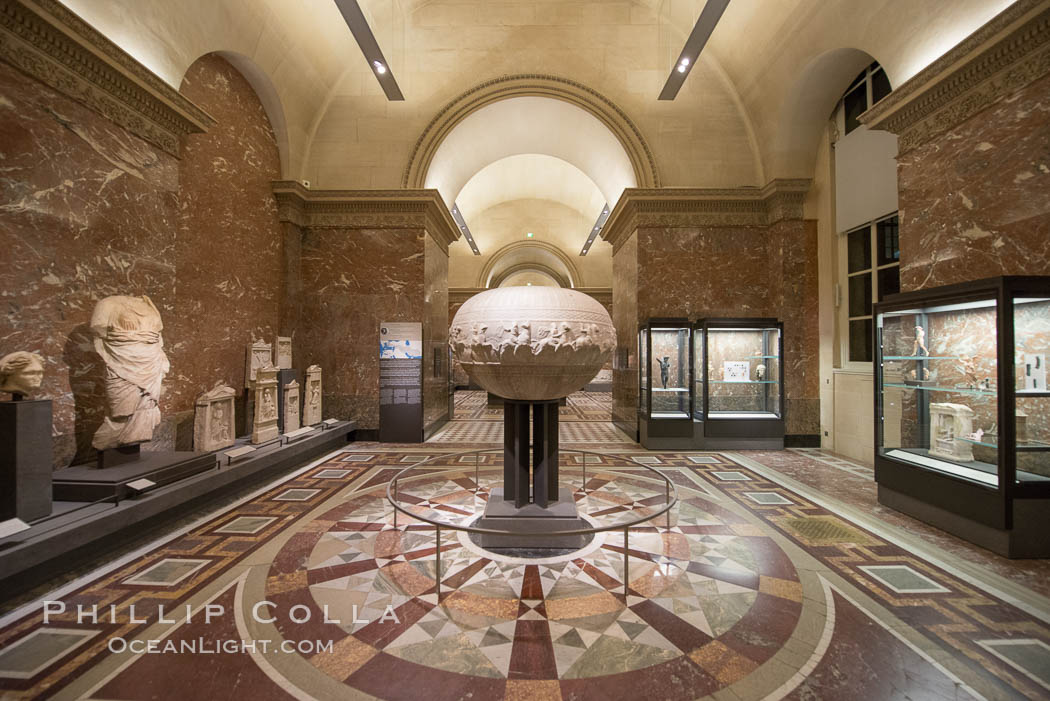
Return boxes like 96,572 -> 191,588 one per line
0,398 -> 53,521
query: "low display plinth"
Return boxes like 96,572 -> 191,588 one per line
0,399 -> 52,521
53,451 -> 217,502
475,487 -> 589,550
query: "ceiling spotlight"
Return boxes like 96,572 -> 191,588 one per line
677,63 -> 687,73
526,232 -> 534,238
679,57 -> 690,67
372,60 -> 387,74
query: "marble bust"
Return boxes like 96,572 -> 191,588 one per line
0,351 -> 44,398
90,295 -> 170,451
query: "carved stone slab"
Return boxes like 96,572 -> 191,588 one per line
193,382 -> 236,452
245,340 -> 272,388
275,336 -> 293,369
303,365 -> 322,427
251,366 -> 280,444
283,379 -> 300,433
929,402 -> 974,462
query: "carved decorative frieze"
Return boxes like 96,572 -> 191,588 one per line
0,0 -> 214,157
861,0 -> 1050,154
271,181 -> 460,251
600,179 -> 811,252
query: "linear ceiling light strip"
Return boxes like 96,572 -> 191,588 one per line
580,203 -> 610,256
334,0 -> 405,101
452,203 -> 480,255
658,0 -> 731,101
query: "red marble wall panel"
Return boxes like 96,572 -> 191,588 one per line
299,228 -> 426,430
898,71 -> 1050,291
612,220 -> 821,437
423,234 -> 450,433
174,55 -> 283,436
0,61 -> 179,466
612,236 -> 639,434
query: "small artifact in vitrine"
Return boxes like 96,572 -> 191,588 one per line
956,355 -> 980,388
911,326 -> 929,357
756,364 -> 766,381
658,356 -> 670,389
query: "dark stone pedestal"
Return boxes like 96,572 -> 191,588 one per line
0,399 -> 53,521
504,399 -> 561,508
54,451 -> 217,502
476,487 -> 589,549
97,444 -> 141,468
487,393 -> 565,406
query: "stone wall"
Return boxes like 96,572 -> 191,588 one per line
0,60 -> 181,466
174,54 -> 284,439
0,49 -> 283,466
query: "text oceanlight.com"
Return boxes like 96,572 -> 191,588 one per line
107,638 -> 335,655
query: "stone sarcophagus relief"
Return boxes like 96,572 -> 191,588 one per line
929,402 -> 975,462
194,382 -> 236,452
251,366 -> 279,444
283,379 -> 300,433
449,287 -> 615,401
90,295 -> 170,450
303,365 -> 322,426
245,340 -> 272,388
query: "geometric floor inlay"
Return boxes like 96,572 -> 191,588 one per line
858,565 -> 951,594
121,558 -> 211,587
0,628 -> 98,679
978,638 -> 1050,691
744,492 -> 793,505
214,515 -> 278,535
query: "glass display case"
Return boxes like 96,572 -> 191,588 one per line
698,319 -> 785,447
874,276 -> 1050,557
639,320 -> 694,447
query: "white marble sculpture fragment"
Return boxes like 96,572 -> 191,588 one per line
0,351 -> 44,397
929,402 -> 974,462
90,295 -> 170,451
275,336 -> 293,369
251,366 -> 280,444
194,382 -> 236,452
283,379 -> 300,433
245,340 -> 272,388
303,365 -> 322,426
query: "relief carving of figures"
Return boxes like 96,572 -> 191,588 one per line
262,389 -> 276,420
194,381 -> 235,452
0,351 -> 45,397
90,295 -> 170,451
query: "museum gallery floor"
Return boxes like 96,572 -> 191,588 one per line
1,393 -> 1049,700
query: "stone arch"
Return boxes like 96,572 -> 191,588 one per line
479,240 -> 582,289
402,75 -> 660,196
769,47 -> 879,178
492,263 -> 571,289
182,51 -> 290,177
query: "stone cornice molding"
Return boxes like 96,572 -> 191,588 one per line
402,74 -> 660,190
600,179 -> 811,253
0,0 -> 215,157
861,0 -> 1050,154
271,181 -> 460,252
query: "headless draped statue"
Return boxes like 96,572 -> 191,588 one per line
90,295 -> 170,450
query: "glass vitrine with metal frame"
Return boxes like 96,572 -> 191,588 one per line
699,318 -> 784,448
639,320 -> 693,447
874,276 -> 1050,557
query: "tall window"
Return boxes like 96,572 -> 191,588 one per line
845,214 -> 900,362
842,62 -> 892,135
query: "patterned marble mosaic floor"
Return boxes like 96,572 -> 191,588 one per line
2,447 -> 1049,700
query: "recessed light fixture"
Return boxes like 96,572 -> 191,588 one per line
334,0 -> 404,101
659,0 -> 730,100
580,202 -> 610,256
451,201 -> 480,255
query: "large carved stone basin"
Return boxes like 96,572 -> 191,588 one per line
450,286 -> 615,401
